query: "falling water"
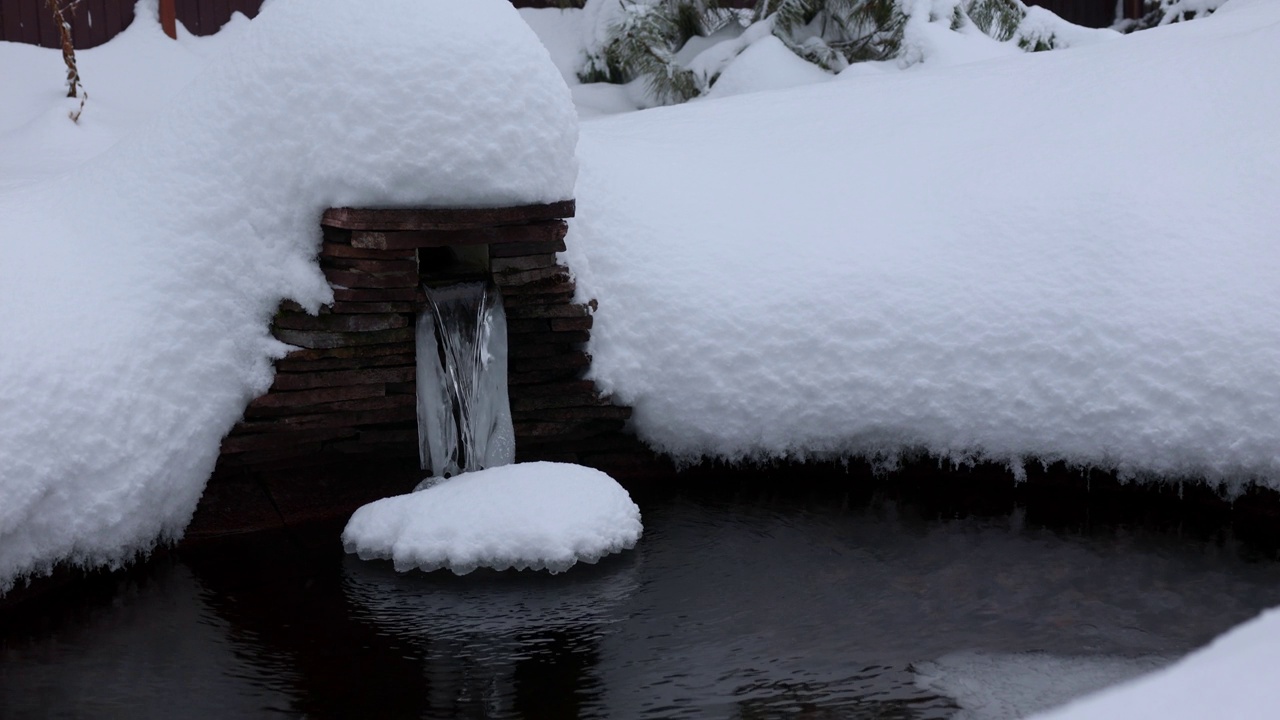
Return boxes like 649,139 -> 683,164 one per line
416,280 -> 515,479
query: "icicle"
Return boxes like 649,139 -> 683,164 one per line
416,281 -> 515,479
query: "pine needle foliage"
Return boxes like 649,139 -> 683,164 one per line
964,0 -> 1023,42
580,0 -> 719,104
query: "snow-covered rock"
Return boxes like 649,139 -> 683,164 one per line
0,0 -> 577,592
342,462 -> 643,574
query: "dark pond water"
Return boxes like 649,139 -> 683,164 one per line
4,482 -> 1280,720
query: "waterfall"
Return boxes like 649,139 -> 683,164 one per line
415,280 -> 515,479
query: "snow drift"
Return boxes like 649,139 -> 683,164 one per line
564,0 -> 1280,488
0,0 -> 577,591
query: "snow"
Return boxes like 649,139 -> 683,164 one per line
914,651 -> 1171,719
562,0 -> 1280,488
0,0 -> 576,591
704,34 -> 832,100
342,462 -> 643,574
1030,607 -> 1280,719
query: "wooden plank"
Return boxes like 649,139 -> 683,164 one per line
1,0 -> 24,43
236,0 -> 266,19
322,200 -> 575,231
67,0 -> 100,49
15,1 -> 43,47
200,0 -> 231,35
36,0 -> 58,49
350,220 -> 567,250
174,0 -> 199,35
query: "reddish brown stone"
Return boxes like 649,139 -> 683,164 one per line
246,384 -> 385,410
550,316 -> 593,331
332,287 -> 422,303
512,405 -> 632,422
507,370 -> 583,385
490,254 -> 558,273
319,242 -> 417,260
506,329 -> 591,345
488,238 -> 567,258
493,265 -> 568,286
237,406 -> 417,432
283,342 -> 414,361
499,275 -> 575,296
273,327 -> 415,350
220,428 -> 358,454
275,353 -> 415,373
246,394 -> 414,419
323,268 -> 418,289
273,312 -> 409,332
349,221 -> 568,250
505,303 -> 591,319
506,318 -> 551,334
510,352 -> 590,373
271,366 -> 415,391
321,257 -> 419,274
327,301 -> 417,314
500,292 -> 576,308
322,201 -> 575,231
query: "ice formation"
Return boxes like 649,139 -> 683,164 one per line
0,0 -> 577,591
343,462 -> 642,574
416,281 -> 515,478
563,0 -> 1280,490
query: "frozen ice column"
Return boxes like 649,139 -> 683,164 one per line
416,281 -> 516,478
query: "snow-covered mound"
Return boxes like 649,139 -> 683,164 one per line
565,0 -> 1280,489
342,463 -> 642,574
1030,607 -> 1280,720
0,0 -> 576,592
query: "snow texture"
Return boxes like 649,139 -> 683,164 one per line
342,462 -> 643,575
0,0 -> 576,591
914,651 -> 1171,719
563,0 -> 1280,489
1031,607 -> 1280,720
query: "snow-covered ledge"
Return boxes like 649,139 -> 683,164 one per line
0,0 -> 577,592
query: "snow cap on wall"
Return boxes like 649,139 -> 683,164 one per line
0,0 -> 576,592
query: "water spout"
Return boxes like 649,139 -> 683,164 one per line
416,280 -> 515,478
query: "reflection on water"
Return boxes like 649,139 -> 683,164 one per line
4,485 -> 1280,719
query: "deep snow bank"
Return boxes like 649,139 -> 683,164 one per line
0,0 -> 576,591
343,463 -> 642,574
564,0 -> 1280,488
1030,607 -> 1280,720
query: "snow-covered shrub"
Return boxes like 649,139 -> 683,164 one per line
1119,0 -> 1227,32
579,0 -> 1107,105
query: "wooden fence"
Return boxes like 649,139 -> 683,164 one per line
1,0 -> 1133,50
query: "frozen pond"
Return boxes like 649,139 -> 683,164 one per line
4,481 -> 1280,719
